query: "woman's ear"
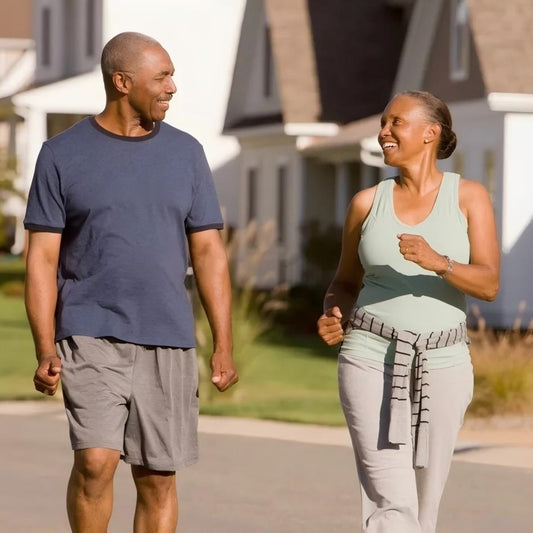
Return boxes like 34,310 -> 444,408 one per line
424,122 -> 442,145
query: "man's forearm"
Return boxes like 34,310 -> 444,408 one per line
25,250 -> 59,359
196,259 -> 232,352
189,232 -> 233,351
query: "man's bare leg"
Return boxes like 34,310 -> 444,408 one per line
132,465 -> 178,533
66,448 -> 121,533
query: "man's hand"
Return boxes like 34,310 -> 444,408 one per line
210,350 -> 238,392
317,306 -> 344,346
33,354 -> 62,396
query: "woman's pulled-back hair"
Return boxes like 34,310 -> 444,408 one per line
400,90 -> 457,159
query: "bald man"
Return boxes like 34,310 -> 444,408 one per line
24,32 -> 237,532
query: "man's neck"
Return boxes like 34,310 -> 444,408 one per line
95,108 -> 155,137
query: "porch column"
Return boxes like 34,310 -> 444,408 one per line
360,163 -> 375,190
334,162 -> 350,227
17,106 -> 47,193
11,106 -> 47,255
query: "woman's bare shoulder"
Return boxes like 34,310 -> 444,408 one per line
348,185 -> 379,224
458,177 -> 492,205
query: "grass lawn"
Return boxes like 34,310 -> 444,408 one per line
0,292 -> 345,423
0,293 -> 44,400
200,332 -> 345,425
2,288 -> 531,422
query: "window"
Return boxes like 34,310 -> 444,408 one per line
277,165 -> 287,244
247,168 -> 258,222
450,0 -> 470,81
86,0 -> 96,57
263,25 -> 272,98
42,7 -> 51,67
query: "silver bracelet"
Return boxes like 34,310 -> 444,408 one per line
439,255 -> 454,278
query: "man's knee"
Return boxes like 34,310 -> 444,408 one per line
72,448 -> 121,486
132,466 -> 176,504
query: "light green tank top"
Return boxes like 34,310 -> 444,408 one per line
341,172 -> 471,369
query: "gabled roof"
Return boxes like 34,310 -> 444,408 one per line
226,0 -> 408,130
264,0 -> 321,124
468,0 -> 533,94
0,0 -> 32,40
394,0 -> 533,98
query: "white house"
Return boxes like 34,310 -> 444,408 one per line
0,0 -> 35,251
225,0 -> 533,328
392,0 -> 533,327
9,0 -> 246,252
224,0 -> 409,286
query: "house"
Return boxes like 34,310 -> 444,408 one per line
3,0 -> 104,253
391,0 -> 533,327
8,0 -> 246,253
224,0 -> 410,287
225,0 -> 533,328
0,0 -> 34,251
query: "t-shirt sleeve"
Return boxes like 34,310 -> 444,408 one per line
185,143 -> 224,234
24,144 -> 65,233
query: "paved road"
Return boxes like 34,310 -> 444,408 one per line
1,404 -> 532,532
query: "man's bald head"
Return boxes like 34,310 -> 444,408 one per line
101,32 -> 162,92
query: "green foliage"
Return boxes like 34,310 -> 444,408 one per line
193,221 -> 280,402
0,256 -> 25,285
0,293 -> 44,400
199,330 -> 344,425
301,221 -> 342,287
0,151 -> 25,251
194,286 -> 272,403
1,280 -> 25,298
268,284 -> 325,335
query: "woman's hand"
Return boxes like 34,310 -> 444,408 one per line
397,233 -> 448,274
317,306 -> 344,346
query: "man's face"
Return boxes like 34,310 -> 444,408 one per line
127,44 -> 177,123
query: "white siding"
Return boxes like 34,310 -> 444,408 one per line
238,138 -> 302,285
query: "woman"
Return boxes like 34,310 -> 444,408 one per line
317,91 -> 499,533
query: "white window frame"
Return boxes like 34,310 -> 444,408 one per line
450,0 -> 470,81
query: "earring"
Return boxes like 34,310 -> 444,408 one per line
424,139 -> 429,144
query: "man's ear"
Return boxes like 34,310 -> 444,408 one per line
112,72 -> 131,95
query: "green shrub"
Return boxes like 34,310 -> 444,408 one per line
193,221 -> 281,403
0,280 -> 25,298
0,256 -> 25,285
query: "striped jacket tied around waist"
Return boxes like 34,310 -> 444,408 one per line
346,307 -> 469,468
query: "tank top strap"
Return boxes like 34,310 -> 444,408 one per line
362,177 -> 395,232
433,172 -> 462,216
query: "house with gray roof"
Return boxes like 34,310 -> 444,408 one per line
224,0 -> 409,286
393,0 -> 533,327
225,0 -> 533,328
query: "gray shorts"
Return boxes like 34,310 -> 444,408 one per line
56,336 -> 199,471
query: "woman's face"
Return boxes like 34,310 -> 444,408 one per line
378,95 -> 434,167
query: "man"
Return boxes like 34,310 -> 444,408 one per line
24,32 -> 237,532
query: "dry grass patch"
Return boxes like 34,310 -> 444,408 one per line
469,305 -> 533,417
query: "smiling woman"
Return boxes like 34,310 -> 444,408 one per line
317,90 -> 500,533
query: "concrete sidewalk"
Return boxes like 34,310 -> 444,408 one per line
2,401 -> 532,469
198,413 -> 533,470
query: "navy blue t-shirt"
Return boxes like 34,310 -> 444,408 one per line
24,117 -> 223,348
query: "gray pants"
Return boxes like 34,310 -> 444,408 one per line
338,354 -> 473,533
